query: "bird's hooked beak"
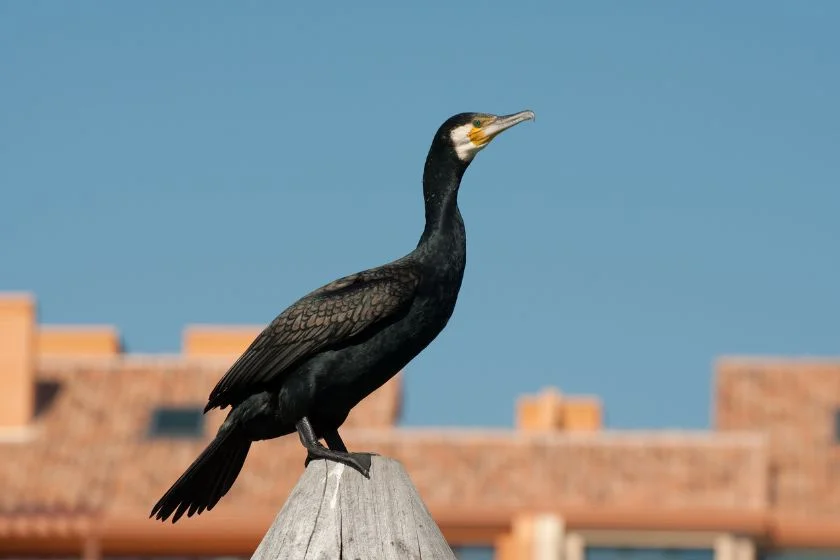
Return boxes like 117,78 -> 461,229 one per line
467,110 -> 536,149
482,110 -> 536,141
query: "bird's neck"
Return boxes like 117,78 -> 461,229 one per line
419,145 -> 467,246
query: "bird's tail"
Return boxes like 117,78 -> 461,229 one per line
150,424 -> 251,523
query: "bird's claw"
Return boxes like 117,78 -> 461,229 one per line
305,448 -> 374,478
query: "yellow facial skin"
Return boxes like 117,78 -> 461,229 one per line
467,116 -> 494,148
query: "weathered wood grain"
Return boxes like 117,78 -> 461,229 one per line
250,455 -> 456,560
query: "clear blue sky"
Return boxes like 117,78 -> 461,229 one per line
2,1 -> 838,430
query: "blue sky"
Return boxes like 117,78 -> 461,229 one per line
2,1 -> 838,430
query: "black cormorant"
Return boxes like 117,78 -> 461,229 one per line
150,110 -> 535,523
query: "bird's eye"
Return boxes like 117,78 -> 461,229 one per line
472,119 -> 482,128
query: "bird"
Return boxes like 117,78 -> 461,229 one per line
149,109 -> 535,523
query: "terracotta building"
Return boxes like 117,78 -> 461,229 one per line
1,291 -> 839,560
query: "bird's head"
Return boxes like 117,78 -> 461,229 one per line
441,110 -> 536,162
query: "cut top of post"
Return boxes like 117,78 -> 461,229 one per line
250,455 -> 457,560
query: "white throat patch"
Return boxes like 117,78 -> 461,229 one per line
450,123 -> 481,162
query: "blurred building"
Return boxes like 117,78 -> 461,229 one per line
1,292 -> 839,560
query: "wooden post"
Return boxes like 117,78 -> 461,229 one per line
250,455 -> 457,559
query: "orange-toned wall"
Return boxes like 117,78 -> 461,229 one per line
182,325 -> 263,357
0,294 -> 35,430
716,358 -> 840,516
516,387 -> 602,432
37,326 -> 121,358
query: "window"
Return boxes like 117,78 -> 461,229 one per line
834,410 -> 840,443
586,547 -> 714,560
34,380 -> 62,418
762,550 -> 840,560
148,406 -> 205,439
452,546 -> 495,560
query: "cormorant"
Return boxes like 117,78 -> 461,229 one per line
150,110 -> 535,523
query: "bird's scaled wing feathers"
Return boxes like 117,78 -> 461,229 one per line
205,263 -> 421,410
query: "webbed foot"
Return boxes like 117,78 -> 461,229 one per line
304,445 -> 374,478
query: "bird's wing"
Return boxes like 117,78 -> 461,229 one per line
204,262 -> 421,410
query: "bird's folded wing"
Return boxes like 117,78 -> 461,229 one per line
205,263 -> 421,410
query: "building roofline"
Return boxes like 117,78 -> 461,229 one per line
11,507 -> 840,554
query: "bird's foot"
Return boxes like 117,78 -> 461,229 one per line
304,444 -> 375,478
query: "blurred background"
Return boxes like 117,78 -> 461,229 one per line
1,1 -> 838,559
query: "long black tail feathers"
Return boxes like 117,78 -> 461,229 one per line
149,427 -> 251,523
